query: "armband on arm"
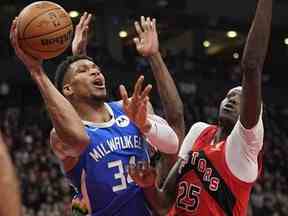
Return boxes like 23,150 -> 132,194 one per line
144,115 -> 179,154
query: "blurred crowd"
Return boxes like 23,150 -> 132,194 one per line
0,106 -> 71,216
0,48 -> 287,216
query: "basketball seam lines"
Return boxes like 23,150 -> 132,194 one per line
20,23 -> 72,40
21,7 -> 63,39
24,44 -> 67,52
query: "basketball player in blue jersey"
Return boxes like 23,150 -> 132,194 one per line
71,14 -> 186,215
10,14 -> 179,216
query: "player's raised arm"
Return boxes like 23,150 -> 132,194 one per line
134,16 -> 185,148
240,0 -> 272,128
133,17 -> 185,211
119,76 -> 179,154
0,132 -> 22,216
10,18 -> 89,157
72,12 -> 92,56
224,0 -> 272,185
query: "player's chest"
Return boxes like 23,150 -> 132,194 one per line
192,140 -> 225,159
179,142 -> 226,188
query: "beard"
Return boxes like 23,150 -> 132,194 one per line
91,92 -> 108,104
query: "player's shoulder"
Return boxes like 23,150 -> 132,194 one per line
112,99 -> 131,108
114,100 -> 123,106
184,122 -> 211,144
107,100 -> 124,111
179,122 -> 211,159
188,122 -> 211,135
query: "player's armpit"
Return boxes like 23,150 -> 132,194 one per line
50,129 -> 81,171
50,128 -> 88,158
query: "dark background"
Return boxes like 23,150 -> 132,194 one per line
0,0 -> 287,215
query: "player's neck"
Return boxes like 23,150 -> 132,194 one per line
217,118 -> 234,136
214,125 -> 232,144
74,101 -> 112,123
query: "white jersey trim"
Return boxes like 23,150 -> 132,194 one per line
82,103 -> 115,128
178,122 -> 210,160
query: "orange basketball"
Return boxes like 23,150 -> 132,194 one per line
17,1 -> 73,59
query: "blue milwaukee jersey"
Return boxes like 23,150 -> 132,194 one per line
66,102 -> 152,216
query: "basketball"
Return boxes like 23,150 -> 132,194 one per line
17,1 -> 73,59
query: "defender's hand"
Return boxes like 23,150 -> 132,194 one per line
72,12 -> 92,56
10,18 -> 42,74
128,161 -> 157,188
134,16 -> 159,57
119,76 -> 152,133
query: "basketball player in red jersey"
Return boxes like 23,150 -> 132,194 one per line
129,0 -> 272,215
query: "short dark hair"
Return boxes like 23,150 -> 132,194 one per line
54,55 -> 93,94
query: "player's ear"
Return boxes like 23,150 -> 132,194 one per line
63,83 -> 73,97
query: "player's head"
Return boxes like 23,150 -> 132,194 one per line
218,86 -> 242,128
55,55 -> 107,103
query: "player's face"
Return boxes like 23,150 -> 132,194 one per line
67,59 -> 107,101
218,87 -> 242,125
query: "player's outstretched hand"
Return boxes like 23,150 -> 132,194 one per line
128,161 -> 157,188
72,12 -> 92,56
119,75 -> 152,133
10,17 -> 42,74
134,16 -> 159,57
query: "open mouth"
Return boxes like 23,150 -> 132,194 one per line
223,104 -> 234,112
92,80 -> 105,89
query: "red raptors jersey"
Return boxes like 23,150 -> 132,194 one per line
168,125 -> 259,216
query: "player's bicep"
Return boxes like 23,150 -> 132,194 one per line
50,129 -> 86,158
